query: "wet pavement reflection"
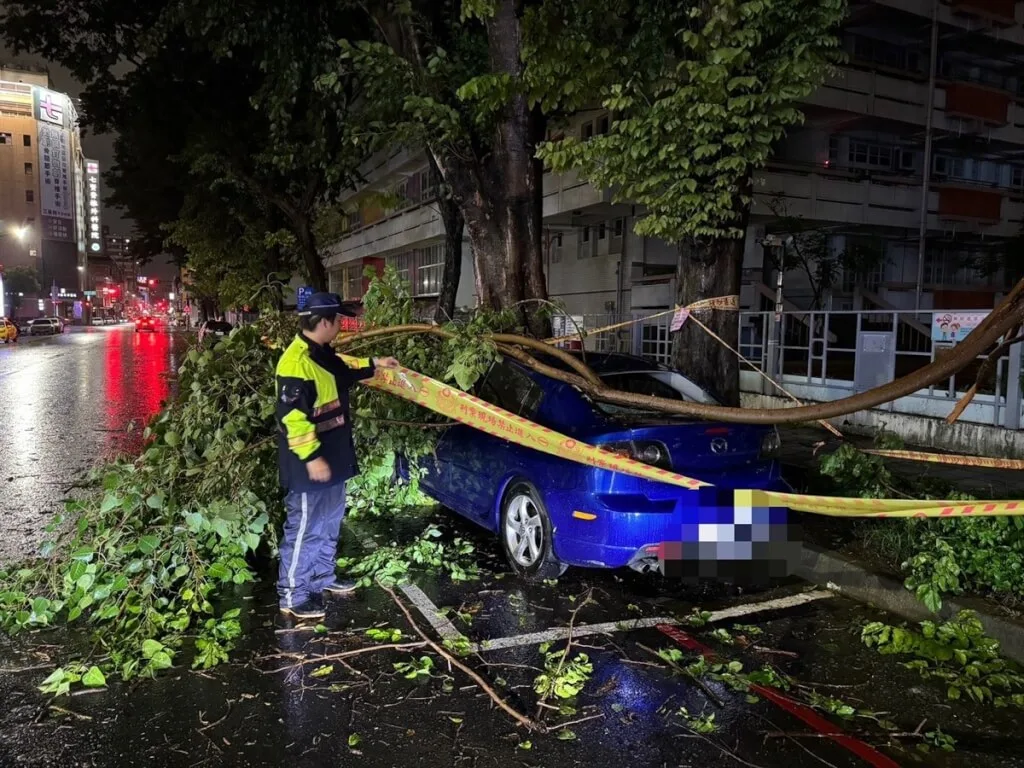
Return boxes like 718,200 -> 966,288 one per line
0,326 -> 188,562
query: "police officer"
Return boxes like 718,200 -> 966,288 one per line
275,292 -> 398,619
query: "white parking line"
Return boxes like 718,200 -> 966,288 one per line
469,589 -> 834,653
351,527 -> 466,642
348,521 -> 833,654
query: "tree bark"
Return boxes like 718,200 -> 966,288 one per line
417,0 -> 548,337
435,186 -> 464,324
672,235 -> 745,406
296,216 -> 328,290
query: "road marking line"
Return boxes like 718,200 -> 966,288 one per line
657,623 -> 900,768
351,527 -> 467,643
470,589 -> 833,653
349,521 -> 832,653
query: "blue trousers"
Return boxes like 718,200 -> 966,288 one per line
278,483 -> 346,608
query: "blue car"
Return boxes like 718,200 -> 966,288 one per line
403,352 -> 787,580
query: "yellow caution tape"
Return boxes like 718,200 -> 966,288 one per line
348,356 -> 1024,519
545,294 -> 739,344
864,449 -> 1024,471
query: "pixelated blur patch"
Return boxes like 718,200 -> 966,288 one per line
661,488 -> 800,585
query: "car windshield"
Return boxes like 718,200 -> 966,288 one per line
590,370 -> 717,419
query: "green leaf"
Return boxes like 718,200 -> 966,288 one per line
311,665 -> 334,678
137,535 -> 160,556
347,733 -> 362,747
556,729 -> 577,741
164,431 -> 180,447
82,666 -> 107,688
142,639 -> 163,660
100,494 -> 122,514
146,493 -> 165,510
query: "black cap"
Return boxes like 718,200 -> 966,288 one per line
298,292 -> 358,318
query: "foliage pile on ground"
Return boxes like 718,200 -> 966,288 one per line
863,611 -> 1024,709
0,315 -> 289,686
815,435 -> 1024,611
0,269 -> 506,692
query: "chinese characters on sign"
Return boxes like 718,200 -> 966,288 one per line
932,311 -> 990,343
86,160 -> 103,253
37,123 -> 73,241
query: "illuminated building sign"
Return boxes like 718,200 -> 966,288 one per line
85,160 -> 103,254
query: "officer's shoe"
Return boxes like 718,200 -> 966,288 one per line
280,600 -> 326,620
322,579 -> 358,596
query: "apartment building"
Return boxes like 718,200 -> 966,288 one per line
0,65 -> 92,317
324,0 -> 1024,318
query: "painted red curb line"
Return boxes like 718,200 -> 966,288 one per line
655,624 -> 900,768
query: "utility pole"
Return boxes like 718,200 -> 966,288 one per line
915,0 -> 940,313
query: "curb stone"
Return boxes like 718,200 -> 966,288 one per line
796,543 -> 1024,665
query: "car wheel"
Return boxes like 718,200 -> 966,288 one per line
500,481 -> 566,581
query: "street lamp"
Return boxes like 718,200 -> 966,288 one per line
12,225 -> 27,242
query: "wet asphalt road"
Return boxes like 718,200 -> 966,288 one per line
1,327 -> 1023,767
0,324 -> 187,563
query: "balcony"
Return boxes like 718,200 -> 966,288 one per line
943,82 -> 1010,125
948,0 -> 1018,25
937,185 -> 1004,223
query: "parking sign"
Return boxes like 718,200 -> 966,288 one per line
297,286 -> 314,310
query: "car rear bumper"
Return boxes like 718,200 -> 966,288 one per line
548,470 -> 793,570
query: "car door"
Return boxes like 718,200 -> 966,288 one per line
443,360 -> 544,527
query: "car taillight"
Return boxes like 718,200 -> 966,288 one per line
759,429 -> 781,459
602,440 -> 672,471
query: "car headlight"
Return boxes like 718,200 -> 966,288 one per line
602,440 -> 672,470
759,430 -> 781,459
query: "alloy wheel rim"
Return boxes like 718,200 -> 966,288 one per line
504,494 -> 543,567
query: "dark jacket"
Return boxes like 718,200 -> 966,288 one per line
275,333 -> 375,493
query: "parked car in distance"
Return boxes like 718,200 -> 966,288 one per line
0,317 -> 19,343
400,352 -> 787,581
198,320 -> 233,343
135,316 -> 159,333
28,318 -> 63,336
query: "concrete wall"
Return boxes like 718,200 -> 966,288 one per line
741,392 -> 1024,458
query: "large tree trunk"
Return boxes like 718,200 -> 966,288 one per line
296,217 -> 328,290
672,236 -> 745,406
422,0 -> 548,337
435,188 -> 464,324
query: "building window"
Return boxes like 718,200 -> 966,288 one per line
346,265 -> 362,300
1011,166 -> 1024,189
550,232 -> 563,264
933,155 -> 967,180
346,211 -> 361,231
23,134 -> 31,147
0,132 -> 11,144
419,169 -> 438,202
388,252 -> 413,286
24,162 -> 32,175
597,114 -> 610,135
848,140 -> 893,170
582,226 -> 590,243
828,136 -> 839,165
598,222 -> 606,240
581,122 -> 594,140
613,218 -> 624,238
25,190 -> 34,202
414,244 -> 443,296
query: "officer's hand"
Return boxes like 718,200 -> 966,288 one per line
373,357 -> 400,370
307,457 -> 332,483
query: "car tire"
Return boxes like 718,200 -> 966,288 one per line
500,481 -> 567,581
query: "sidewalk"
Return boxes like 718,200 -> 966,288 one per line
778,423 -> 1024,498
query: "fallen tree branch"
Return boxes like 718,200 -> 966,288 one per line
637,643 -> 726,708
946,330 -> 1024,424
261,641 -> 428,671
341,276 -> 1024,425
535,589 -> 593,722
382,586 -> 544,732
